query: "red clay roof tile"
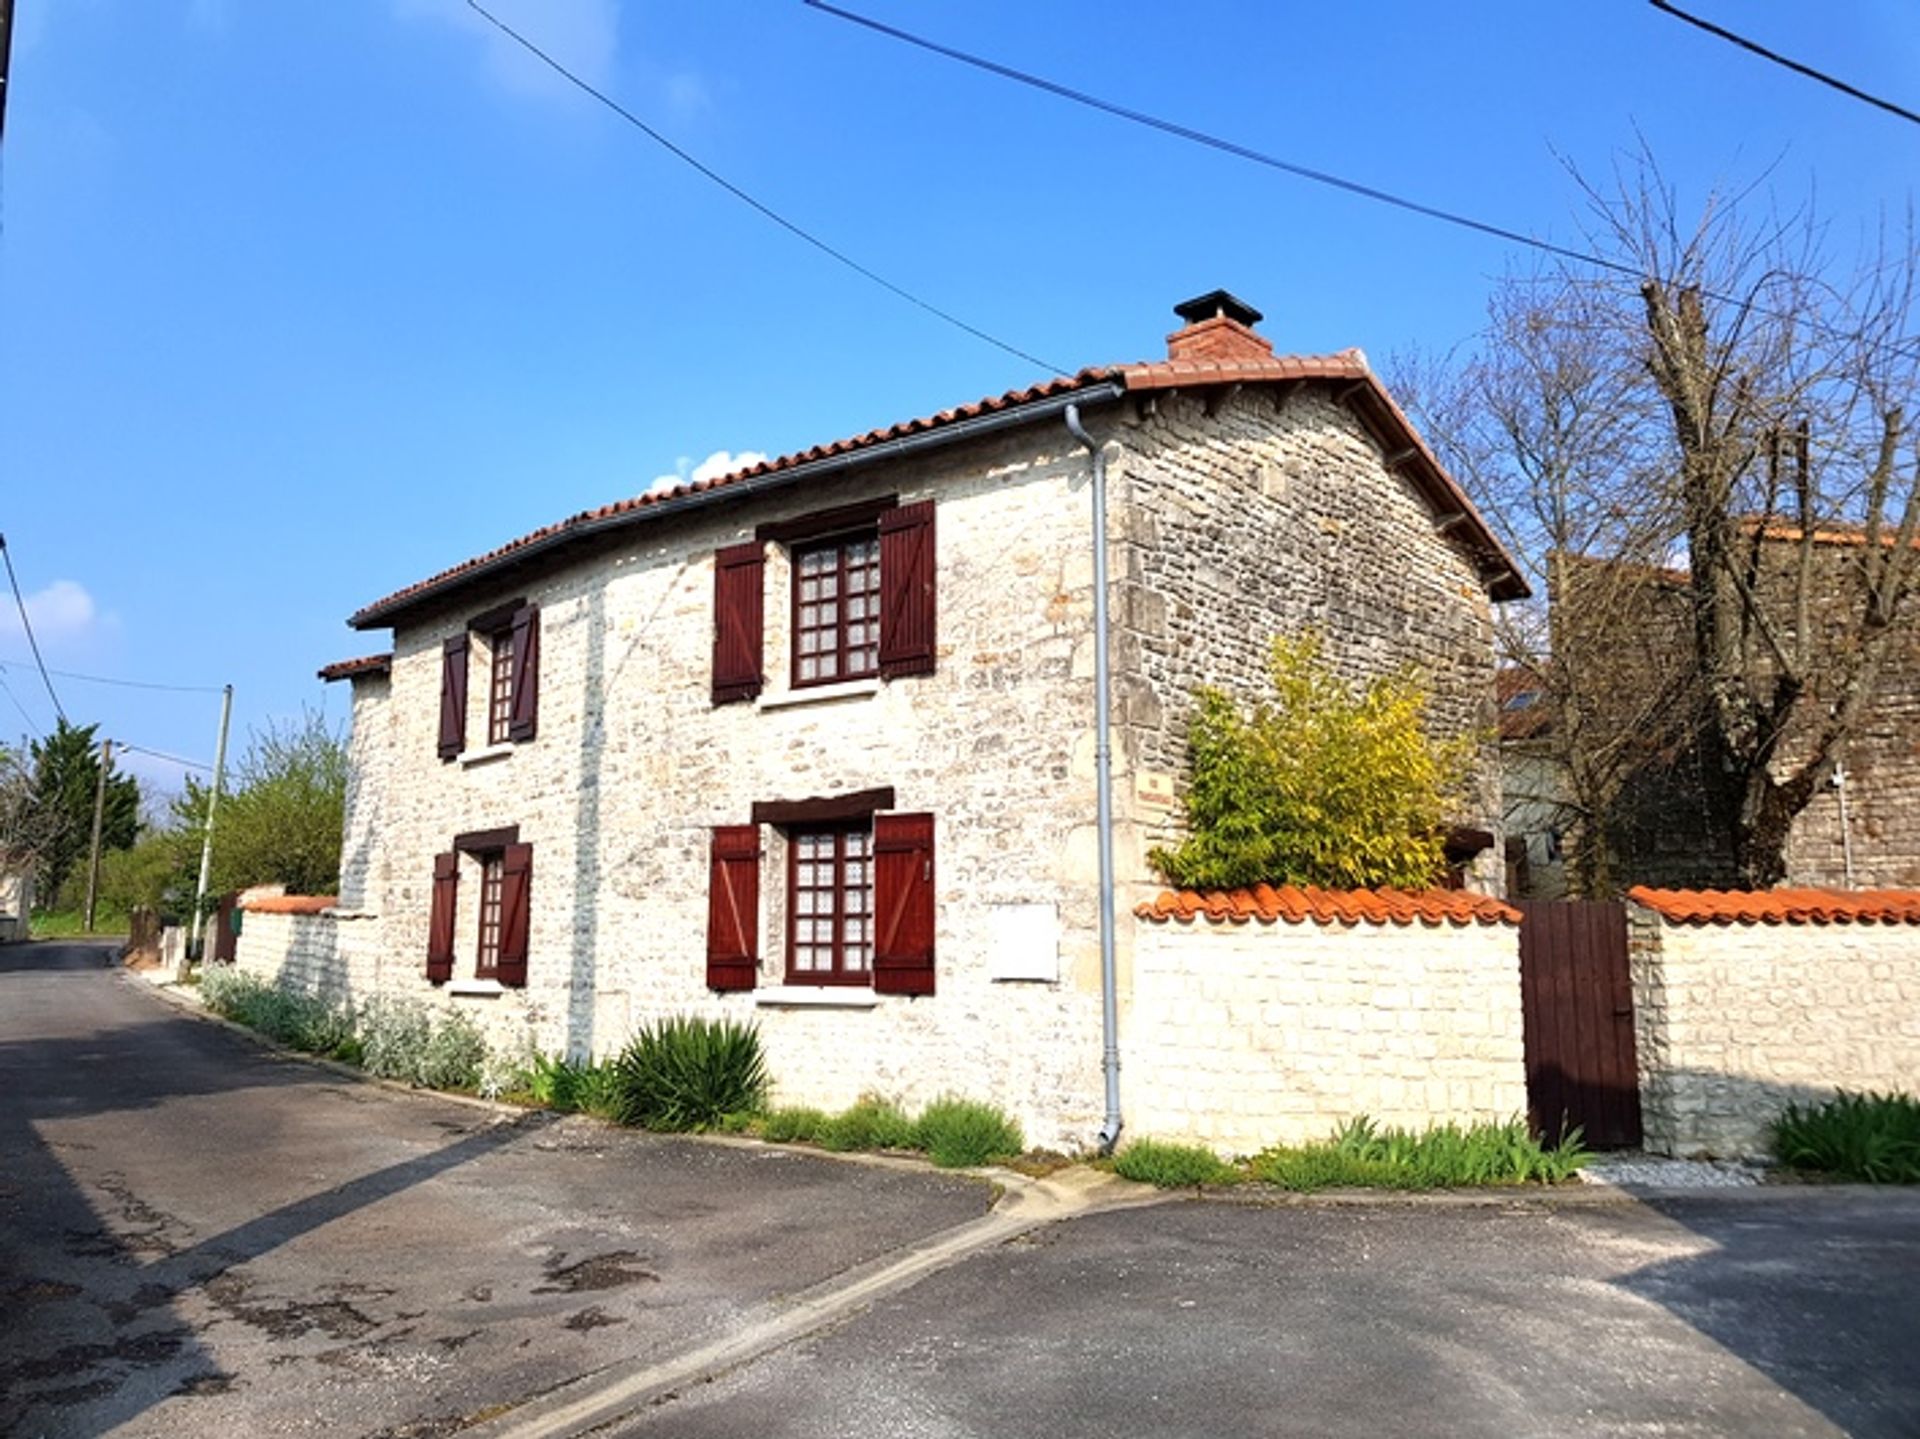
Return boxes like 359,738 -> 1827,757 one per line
240,894 -> 339,915
317,653 -> 393,682
1628,886 -> 1920,925
1135,884 -> 1521,927
348,346 -> 1525,628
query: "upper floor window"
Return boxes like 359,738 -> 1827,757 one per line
487,626 -> 516,744
438,601 -> 541,760
794,536 -> 881,687
711,496 -> 935,705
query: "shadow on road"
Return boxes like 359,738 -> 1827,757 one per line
0,941 -> 550,1436
1608,1185 -> 1920,1438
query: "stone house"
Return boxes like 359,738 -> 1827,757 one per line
299,291 -> 1524,1150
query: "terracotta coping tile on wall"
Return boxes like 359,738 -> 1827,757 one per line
239,895 -> 339,915
1135,884 -> 1522,927
1627,886 -> 1920,925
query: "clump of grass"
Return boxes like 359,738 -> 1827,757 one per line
914,1096 -> 1024,1169
761,1106 -> 829,1143
820,1094 -> 918,1152
1112,1138 -> 1239,1188
572,1060 -> 629,1123
1250,1116 -> 1590,1192
615,1015 -> 769,1131
1772,1091 -> 1920,1184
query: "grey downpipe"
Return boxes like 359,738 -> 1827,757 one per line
1064,403 -> 1123,1155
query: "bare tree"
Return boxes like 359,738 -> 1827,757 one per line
1403,153 -> 1920,890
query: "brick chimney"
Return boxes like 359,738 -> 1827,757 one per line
1166,289 -> 1273,362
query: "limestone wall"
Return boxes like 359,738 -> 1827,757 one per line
1629,907 -> 1920,1157
233,909 -> 386,1006
1111,387 -> 1503,884
351,420 -> 1126,1150
1127,914 -> 1529,1156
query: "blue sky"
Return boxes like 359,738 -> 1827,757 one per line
2,0 -> 1917,800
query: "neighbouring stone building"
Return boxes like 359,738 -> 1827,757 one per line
260,291 -> 1528,1151
1509,528 -> 1920,895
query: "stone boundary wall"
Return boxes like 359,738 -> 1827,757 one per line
1629,907 -> 1920,1157
233,909 -> 388,1011
1127,917 -> 1528,1156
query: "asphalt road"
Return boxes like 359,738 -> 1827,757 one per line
7,942 -> 1917,1439
628,1189 -> 1920,1438
0,943 -> 991,1437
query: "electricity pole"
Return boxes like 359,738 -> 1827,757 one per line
0,0 -> 15,145
83,737 -> 111,932
187,683 -> 233,962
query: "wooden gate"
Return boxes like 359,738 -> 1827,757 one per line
1514,900 -> 1642,1149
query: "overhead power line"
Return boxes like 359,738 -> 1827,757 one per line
0,534 -> 67,724
461,0 -> 1066,376
803,0 -> 1653,284
804,1 -> 1920,365
1650,0 -> 1920,128
0,658 -> 225,695
0,667 -> 40,739
114,741 -> 212,774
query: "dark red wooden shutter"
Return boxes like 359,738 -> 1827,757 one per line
873,812 -> 935,995
706,825 -> 760,990
712,542 -> 765,704
507,605 -> 539,743
497,842 -> 532,988
427,851 -> 458,984
438,634 -> 469,760
878,500 -> 936,678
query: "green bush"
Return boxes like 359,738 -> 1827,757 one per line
1771,1091 -> 1920,1184
914,1096 -> 1024,1168
360,997 -> 449,1085
416,1008 -> 489,1091
761,1106 -> 830,1143
200,968 -> 355,1059
1149,633 -> 1474,892
820,1094 -> 918,1152
1112,1138 -> 1239,1188
1250,1116 -> 1590,1191
614,1015 -> 769,1131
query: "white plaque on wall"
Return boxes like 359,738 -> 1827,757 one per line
987,902 -> 1059,983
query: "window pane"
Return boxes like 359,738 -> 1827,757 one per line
818,654 -> 838,678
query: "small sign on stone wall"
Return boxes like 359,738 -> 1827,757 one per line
987,902 -> 1059,983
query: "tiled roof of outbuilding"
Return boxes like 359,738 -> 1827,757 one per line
347,296 -> 1527,628
317,653 -> 393,682
1135,884 -> 1521,927
1628,886 -> 1920,925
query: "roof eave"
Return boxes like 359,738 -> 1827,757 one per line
349,380 -> 1128,631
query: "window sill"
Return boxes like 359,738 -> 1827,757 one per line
447,978 -> 507,998
758,678 -> 880,713
753,985 -> 880,1009
459,742 -> 514,769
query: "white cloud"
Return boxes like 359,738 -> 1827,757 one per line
397,0 -> 621,99
0,580 -> 104,645
649,449 -> 769,496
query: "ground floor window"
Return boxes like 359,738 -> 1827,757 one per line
788,825 -> 874,983
475,850 -> 506,978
